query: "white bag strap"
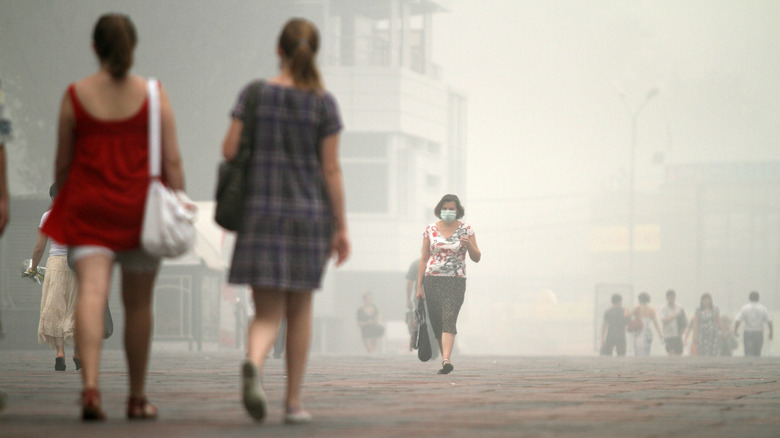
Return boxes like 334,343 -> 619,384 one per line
147,78 -> 161,178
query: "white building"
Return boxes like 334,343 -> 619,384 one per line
292,0 -> 468,353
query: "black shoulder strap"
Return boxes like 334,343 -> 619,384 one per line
238,80 -> 264,157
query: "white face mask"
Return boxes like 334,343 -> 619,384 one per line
440,210 -> 456,223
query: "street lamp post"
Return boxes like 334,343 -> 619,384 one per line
620,88 -> 658,289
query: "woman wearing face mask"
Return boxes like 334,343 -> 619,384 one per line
416,194 -> 481,374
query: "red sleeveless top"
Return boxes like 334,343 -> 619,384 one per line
42,84 -> 152,251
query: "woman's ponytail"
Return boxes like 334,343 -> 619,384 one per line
278,19 -> 323,92
93,14 -> 137,79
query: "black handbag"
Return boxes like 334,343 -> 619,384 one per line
415,299 -> 433,362
214,80 -> 263,231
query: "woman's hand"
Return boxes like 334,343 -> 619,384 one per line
330,229 -> 350,267
416,284 -> 424,300
460,234 -> 470,247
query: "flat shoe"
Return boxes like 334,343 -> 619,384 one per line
127,395 -> 158,420
284,406 -> 312,424
55,357 -> 66,371
438,360 -> 454,375
241,360 -> 267,422
73,357 -> 82,371
81,388 -> 106,421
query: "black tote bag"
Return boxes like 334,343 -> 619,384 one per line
214,81 -> 263,231
416,299 -> 433,362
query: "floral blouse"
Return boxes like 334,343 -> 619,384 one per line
423,222 -> 475,277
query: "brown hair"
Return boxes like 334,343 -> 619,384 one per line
92,13 -> 137,79
434,194 -> 465,219
278,18 -> 323,92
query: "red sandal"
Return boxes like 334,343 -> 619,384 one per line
127,395 -> 158,420
81,388 -> 106,421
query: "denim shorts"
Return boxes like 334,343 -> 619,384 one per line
69,245 -> 160,272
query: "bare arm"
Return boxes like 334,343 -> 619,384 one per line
54,92 -> 76,191
601,320 -> 608,345
687,315 -> 698,344
159,86 -> 185,191
768,321 -> 773,340
30,232 -> 48,271
461,233 -> 481,263
221,119 -> 242,161
0,143 -> 8,235
651,309 -> 664,339
320,133 -> 349,266
416,238 -> 430,299
406,280 -> 414,309
733,320 -> 741,337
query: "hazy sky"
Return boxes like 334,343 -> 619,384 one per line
433,0 -> 780,202
426,0 -> 780,280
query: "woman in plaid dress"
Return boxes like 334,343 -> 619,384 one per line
222,18 -> 349,424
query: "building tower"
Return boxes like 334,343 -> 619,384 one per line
293,0 -> 467,352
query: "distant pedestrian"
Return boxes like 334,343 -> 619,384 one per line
222,18 -> 349,424
28,184 -> 79,371
627,292 -> 663,356
734,291 -> 773,357
719,315 -> 739,356
600,294 -> 628,356
660,290 -> 686,356
416,194 -> 481,374
689,293 -> 729,356
357,292 -> 384,353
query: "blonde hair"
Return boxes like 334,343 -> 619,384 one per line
278,18 -> 323,92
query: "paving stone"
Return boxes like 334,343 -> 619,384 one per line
1,350 -> 779,437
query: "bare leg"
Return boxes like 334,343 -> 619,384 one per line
362,337 -> 374,353
56,343 -> 65,358
74,254 -> 113,390
121,268 -> 157,398
247,288 -> 285,368
441,332 -> 456,361
284,291 -> 313,409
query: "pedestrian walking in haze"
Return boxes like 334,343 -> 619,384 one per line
222,18 -> 349,425
688,293 -> 729,356
660,289 -> 686,356
627,292 -> 664,356
28,184 -> 79,371
416,194 -> 481,374
600,294 -> 628,356
41,14 -> 187,421
734,291 -> 773,357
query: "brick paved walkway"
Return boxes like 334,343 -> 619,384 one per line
1,349 -> 779,437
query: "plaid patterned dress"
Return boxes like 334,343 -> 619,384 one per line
228,81 -> 342,291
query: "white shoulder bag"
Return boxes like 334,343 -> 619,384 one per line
141,78 -> 197,258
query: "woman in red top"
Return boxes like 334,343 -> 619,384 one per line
42,14 -> 185,421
